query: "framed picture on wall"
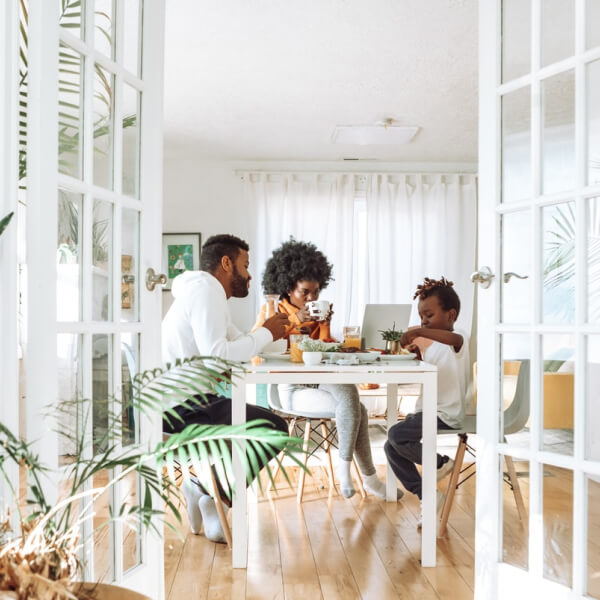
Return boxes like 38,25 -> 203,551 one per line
162,233 -> 201,290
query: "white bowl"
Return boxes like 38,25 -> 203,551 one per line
302,351 -> 323,365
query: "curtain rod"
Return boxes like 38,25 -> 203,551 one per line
234,170 -> 478,180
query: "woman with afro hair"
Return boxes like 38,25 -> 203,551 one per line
253,239 -> 389,500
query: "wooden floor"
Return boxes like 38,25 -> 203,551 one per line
164,464 -> 477,600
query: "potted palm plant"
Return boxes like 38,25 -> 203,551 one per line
0,357 -> 305,599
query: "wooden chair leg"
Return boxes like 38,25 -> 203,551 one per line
352,458 -> 367,499
320,419 -> 338,495
297,419 -> 312,504
504,454 -> 527,521
267,417 -> 296,494
208,467 -> 232,549
438,434 -> 468,537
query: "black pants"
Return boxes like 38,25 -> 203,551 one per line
163,394 -> 288,501
384,411 -> 456,499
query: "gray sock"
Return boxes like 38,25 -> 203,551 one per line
198,495 -> 227,543
181,478 -> 203,535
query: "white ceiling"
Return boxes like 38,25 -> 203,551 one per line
163,0 -> 478,163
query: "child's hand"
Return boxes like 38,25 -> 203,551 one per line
400,328 -> 421,346
404,343 -> 422,360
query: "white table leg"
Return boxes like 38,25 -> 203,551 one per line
386,383 -> 398,501
421,372 -> 438,567
231,378 -> 247,569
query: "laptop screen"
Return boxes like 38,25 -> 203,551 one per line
361,304 -> 413,349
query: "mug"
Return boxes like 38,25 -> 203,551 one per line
306,300 -> 331,321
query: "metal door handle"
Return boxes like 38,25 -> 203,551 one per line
470,266 -> 495,289
145,267 -> 167,291
503,272 -> 528,284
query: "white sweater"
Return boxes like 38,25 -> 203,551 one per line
161,270 -> 273,365
415,328 -> 473,428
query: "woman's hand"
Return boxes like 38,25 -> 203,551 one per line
296,305 -> 312,323
323,303 -> 334,323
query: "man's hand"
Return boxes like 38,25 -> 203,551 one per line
263,313 -> 290,340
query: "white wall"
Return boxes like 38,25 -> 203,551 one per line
161,150 -> 478,331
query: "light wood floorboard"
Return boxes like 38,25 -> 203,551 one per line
164,461 -> 597,599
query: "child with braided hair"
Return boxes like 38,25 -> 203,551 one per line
384,277 -> 473,526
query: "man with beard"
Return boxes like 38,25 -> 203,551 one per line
161,234 -> 289,543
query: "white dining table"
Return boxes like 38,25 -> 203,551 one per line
230,357 -> 438,569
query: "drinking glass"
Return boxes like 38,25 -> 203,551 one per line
343,325 -> 361,349
289,333 -> 307,363
264,294 -> 279,318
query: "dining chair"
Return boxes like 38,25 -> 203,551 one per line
265,384 -> 366,503
438,359 -> 530,536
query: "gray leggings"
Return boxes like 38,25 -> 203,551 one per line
277,383 -> 376,476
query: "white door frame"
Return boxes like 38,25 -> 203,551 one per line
475,1 -> 600,598
26,0 -> 166,595
0,0 -> 21,520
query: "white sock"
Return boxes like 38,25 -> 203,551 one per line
181,478 -> 203,535
362,472 -> 387,499
337,459 -> 356,498
198,494 -> 227,543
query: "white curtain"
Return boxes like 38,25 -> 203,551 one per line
365,173 -> 478,336
245,172 -> 356,339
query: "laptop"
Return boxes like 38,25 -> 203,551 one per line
361,304 -> 413,349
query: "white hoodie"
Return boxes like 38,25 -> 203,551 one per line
161,270 -> 273,365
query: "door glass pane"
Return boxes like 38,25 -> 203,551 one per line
57,333 -> 82,466
587,0 -> 600,50
501,335 -> 531,447
121,209 -> 140,321
542,334 -> 574,455
57,190 -> 82,321
502,86 -> 531,203
92,200 -> 113,321
542,70 -> 575,195
93,65 -> 114,190
586,336 -> 600,462
93,471 -> 112,583
587,60 -> 600,186
502,0 -> 531,83
59,0 -> 84,39
502,455 -> 529,570
541,0 -> 574,67
58,43 -> 83,179
94,0 -> 114,58
121,333 -> 139,447
543,201 -> 576,324
588,475 -> 600,598
122,85 -> 140,198
122,470 -> 141,572
502,210 -> 532,323
543,464 -> 572,588
588,198 -> 600,322
92,334 -> 112,450
123,0 -> 142,77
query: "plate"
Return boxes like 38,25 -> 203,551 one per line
379,353 -> 417,361
259,352 -> 291,361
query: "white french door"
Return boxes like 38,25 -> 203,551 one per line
476,1 -> 600,598
26,0 -> 165,596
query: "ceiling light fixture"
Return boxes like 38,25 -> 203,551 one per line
331,118 -> 420,146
